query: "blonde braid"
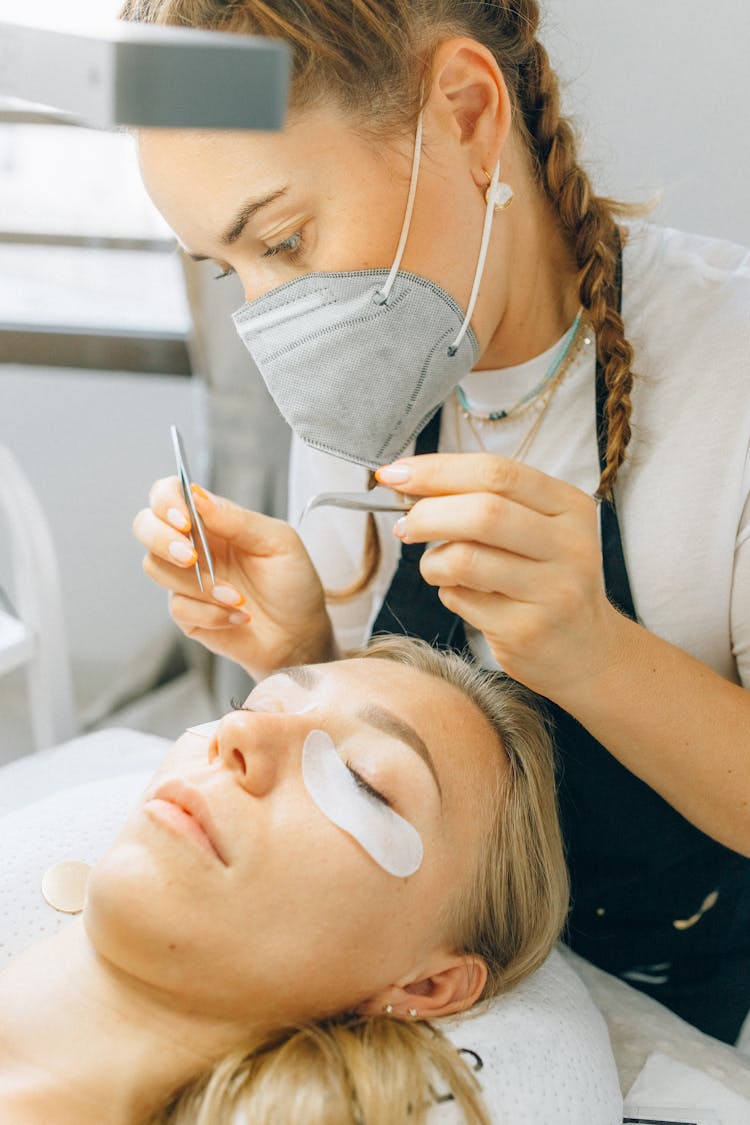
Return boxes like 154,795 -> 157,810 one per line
512,5 -> 637,499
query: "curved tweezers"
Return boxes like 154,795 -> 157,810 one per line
297,486 -> 416,528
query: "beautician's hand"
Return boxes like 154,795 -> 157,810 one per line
132,479 -> 335,680
376,454 -> 624,705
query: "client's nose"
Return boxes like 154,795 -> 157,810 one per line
214,709 -> 303,797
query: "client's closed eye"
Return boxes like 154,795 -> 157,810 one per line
346,763 -> 390,807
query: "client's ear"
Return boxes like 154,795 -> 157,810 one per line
357,953 -> 488,1019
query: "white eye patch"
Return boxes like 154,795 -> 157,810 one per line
250,698 -> 317,715
186,699 -> 316,741
302,729 -> 423,878
187,719 -> 221,738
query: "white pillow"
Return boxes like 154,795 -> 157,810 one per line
0,765 -> 623,1123
433,950 -> 622,1124
0,770 -> 153,964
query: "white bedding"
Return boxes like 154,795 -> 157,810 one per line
2,730 -> 750,1122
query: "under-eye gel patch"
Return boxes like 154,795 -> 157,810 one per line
187,719 -> 221,738
186,697 -> 316,739
249,698 -> 317,715
302,729 -> 423,877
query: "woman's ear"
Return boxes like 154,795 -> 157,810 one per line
357,953 -> 488,1019
425,37 -> 512,179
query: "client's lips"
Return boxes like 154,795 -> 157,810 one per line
148,780 -> 228,866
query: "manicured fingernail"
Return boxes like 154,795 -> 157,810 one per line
229,611 -> 250,626
169,540 -> 197,564
393,517 -> 407,538
191,483 -> 222,507
213,584 -> 244,607
167,507 -> 190,532
376,464 -> 411,484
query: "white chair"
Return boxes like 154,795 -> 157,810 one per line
0,444 -> 75,751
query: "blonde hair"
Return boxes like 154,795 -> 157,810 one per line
146,635 -> 568,1124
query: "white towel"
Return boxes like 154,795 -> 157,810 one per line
625,1052 -> 750,1125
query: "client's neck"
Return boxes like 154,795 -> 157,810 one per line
0,921 -> 252,1125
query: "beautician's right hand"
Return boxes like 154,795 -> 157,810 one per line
132,478 -> 335,680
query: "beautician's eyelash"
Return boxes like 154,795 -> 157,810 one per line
262,230 -> 305,262
346,762 -> 391,808
212,231 -> 306,280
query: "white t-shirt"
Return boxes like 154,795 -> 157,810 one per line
289,223 -> 750,688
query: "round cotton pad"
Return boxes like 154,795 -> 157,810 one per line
41,860 -> 91,914
302,729 -> 423,877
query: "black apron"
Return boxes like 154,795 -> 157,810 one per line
370,265 -> 750,1044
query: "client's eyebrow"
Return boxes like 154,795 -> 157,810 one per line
356,702 -> 442,802
277,665 -> 442,800
184,186 -> 289,261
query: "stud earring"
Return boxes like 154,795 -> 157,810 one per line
383,1003 -> 394,1015
483,168 -> 514,211
407,1007 -> 418,1018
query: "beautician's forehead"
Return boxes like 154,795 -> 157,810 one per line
137,107 -> 346,179
137,128 -> 261,209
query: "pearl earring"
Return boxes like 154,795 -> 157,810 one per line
483,168 -> 514,211
383,1003 -> 394,1015
408,1007 -> 418,1018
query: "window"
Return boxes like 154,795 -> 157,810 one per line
0,3 -> 191,375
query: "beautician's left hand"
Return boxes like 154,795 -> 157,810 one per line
376,453 -> 624,704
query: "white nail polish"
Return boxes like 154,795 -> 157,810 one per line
394,517 -> 407,538
167,507 -> 189,531
229,611 -> 249,625
378,464 -> 411,484
213,585 -> 243,606
169,540 -> 196,564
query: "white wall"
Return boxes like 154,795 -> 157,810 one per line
541,0 -> 750,245
0,369 -> 198,708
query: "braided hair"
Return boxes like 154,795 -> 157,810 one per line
502,1 -> 636,498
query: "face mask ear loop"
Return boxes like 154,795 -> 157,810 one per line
373,108 -> 424,306
447,160 -> 500,357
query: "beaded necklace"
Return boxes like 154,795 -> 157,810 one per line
454,313 -> 593,461
455,309 -> 585,421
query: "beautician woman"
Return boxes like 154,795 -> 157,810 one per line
128,1 -> 750,1043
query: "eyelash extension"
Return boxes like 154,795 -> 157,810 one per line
346,762 -> 391,808
262,230 -> 305,263
231,698 -> 262,713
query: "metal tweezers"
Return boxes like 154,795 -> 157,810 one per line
170,425 -> 216,592
297,485 -> 416,527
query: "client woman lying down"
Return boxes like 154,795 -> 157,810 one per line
0,636 -> 572,1124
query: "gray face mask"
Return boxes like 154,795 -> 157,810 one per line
232,112 -> 506,469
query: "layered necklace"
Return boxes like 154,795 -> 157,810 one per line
454,310 -> 593,462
